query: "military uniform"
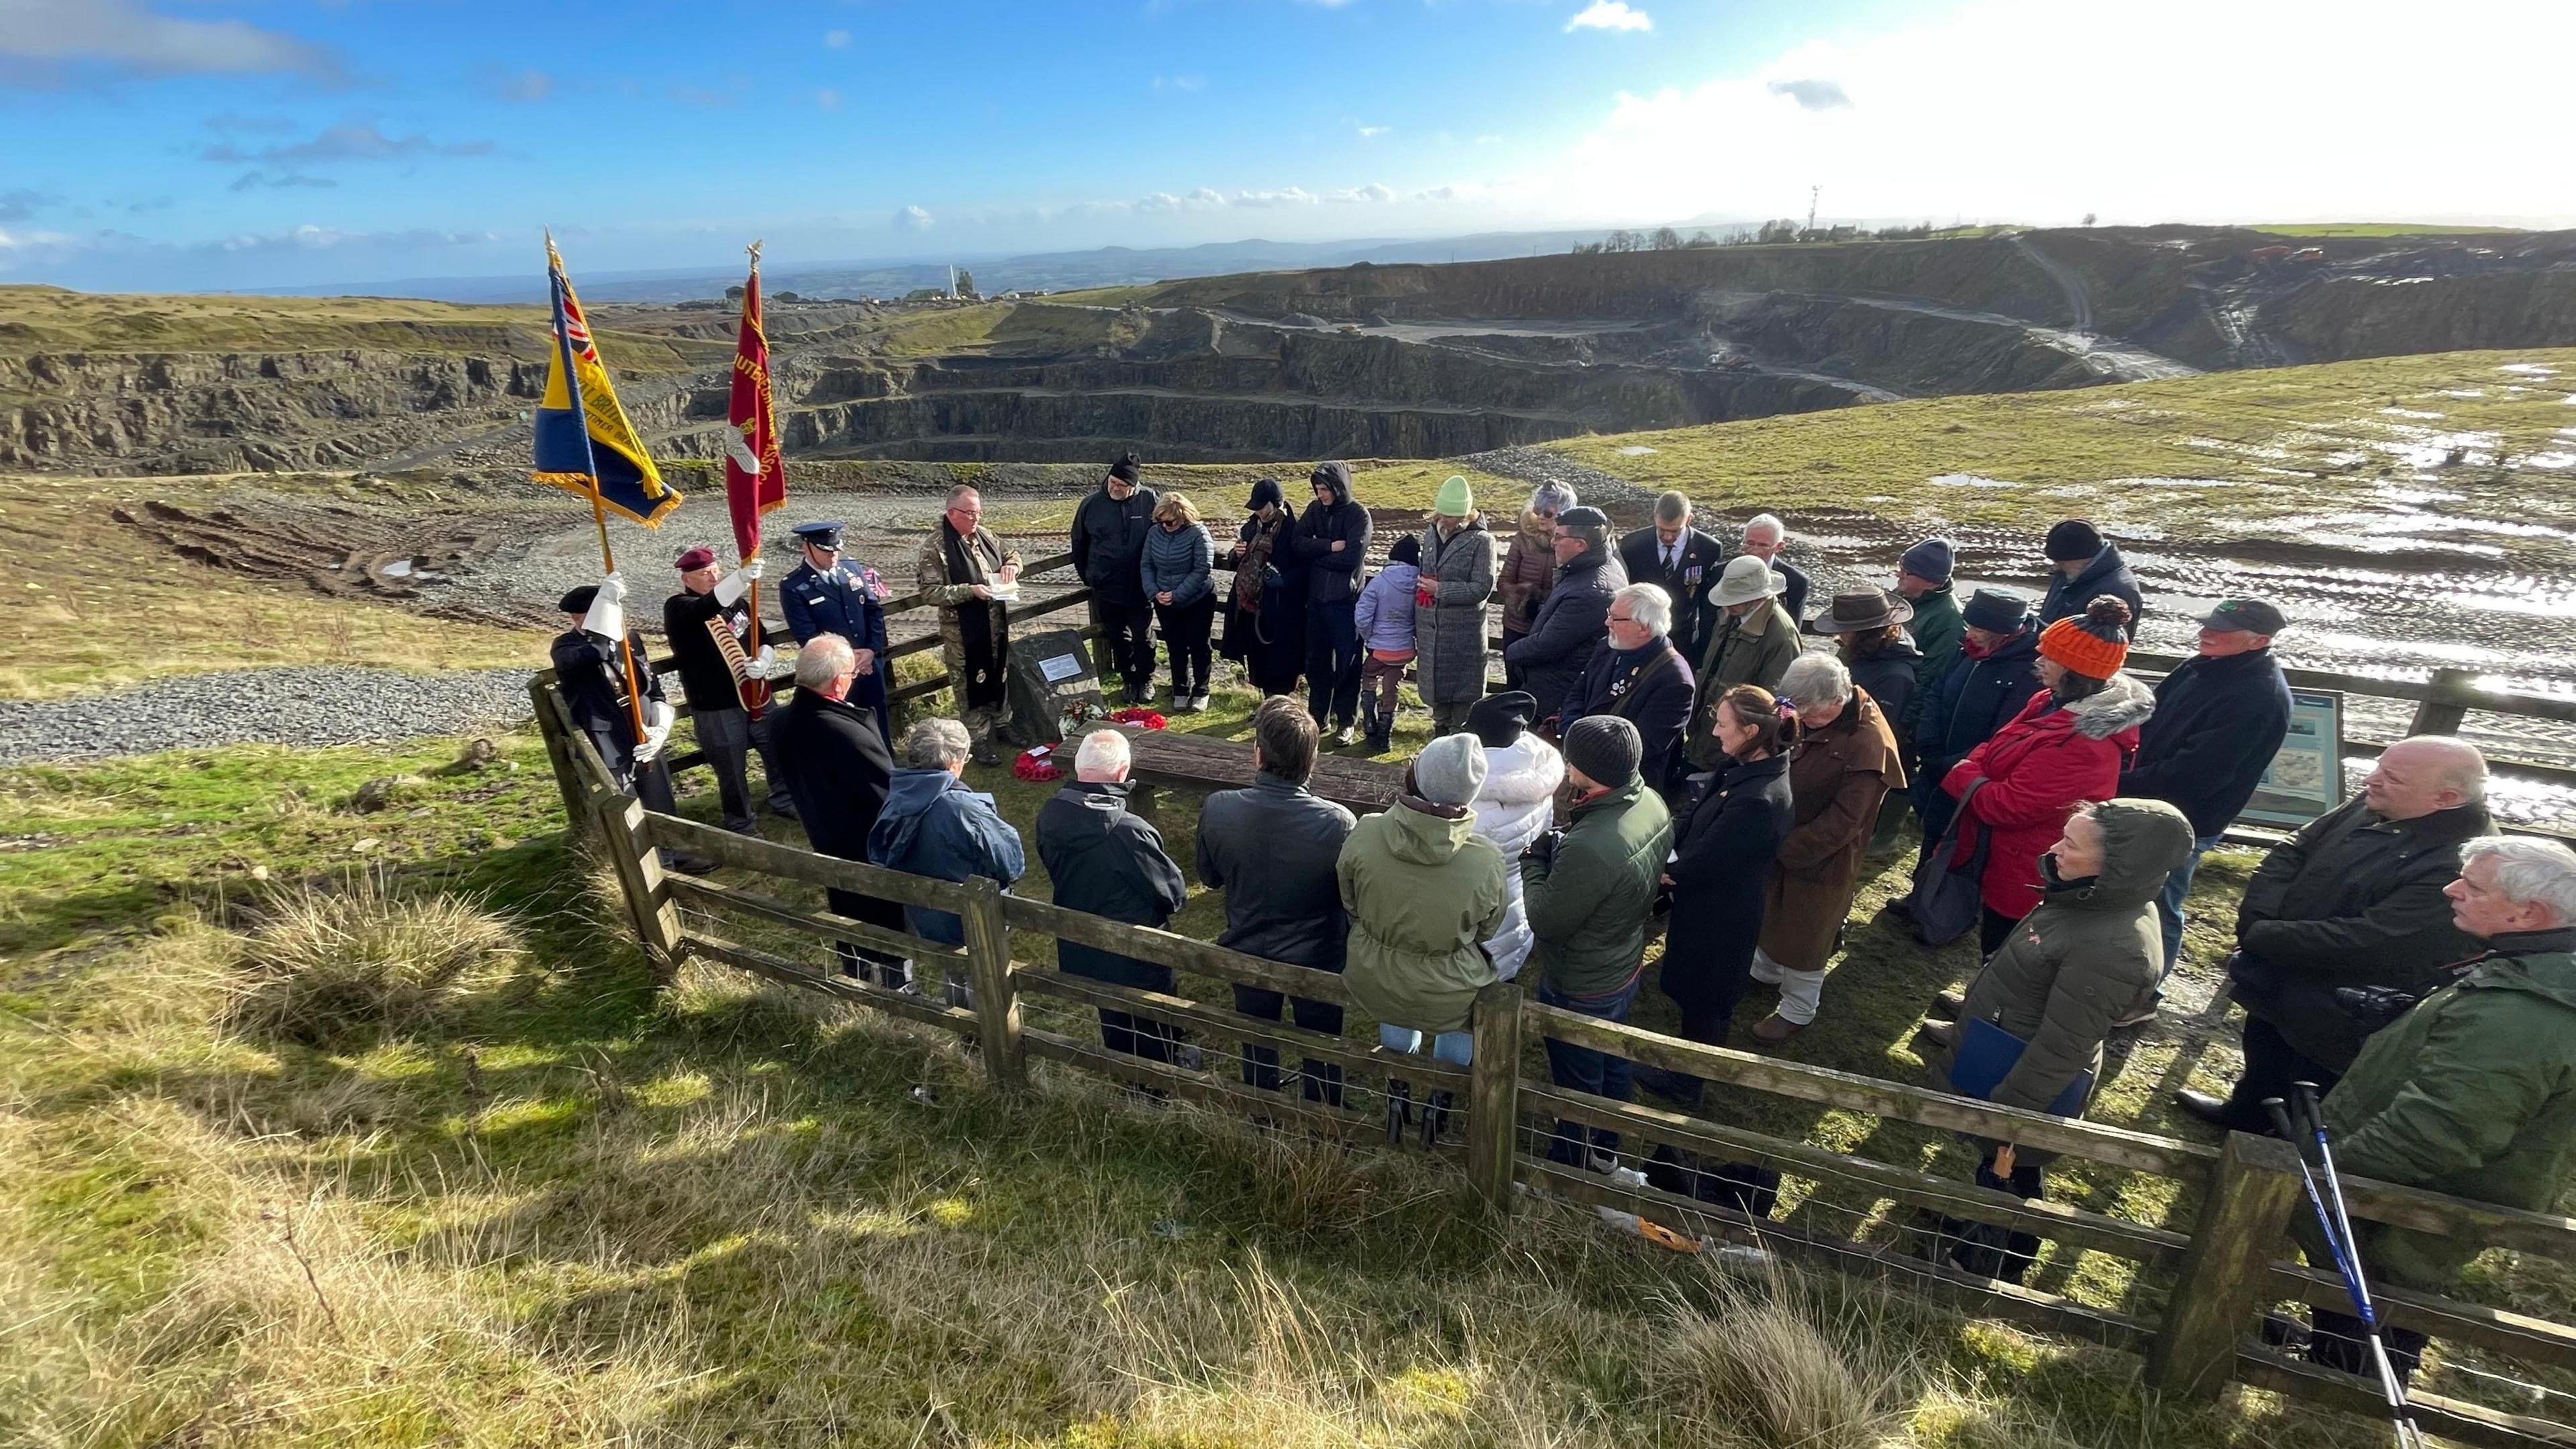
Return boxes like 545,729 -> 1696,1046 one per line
780,525 -> 893,744
915,519 -> 1022,755
549,624 -> 680,816
664,581 -> 794,833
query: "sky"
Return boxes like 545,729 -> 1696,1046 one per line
2,0 -> 2570,294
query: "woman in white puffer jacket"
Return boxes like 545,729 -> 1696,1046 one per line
1463,690 -> 1564,981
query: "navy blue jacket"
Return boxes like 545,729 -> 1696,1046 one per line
780,557 -> 891,733
2039,543 -> 2145,627
1036,780 -> 1189,989
2119,648 -> 2294,837
867,768 -> 1025,946
1505,547 -> 1627,722
1565,637 -> 1697,798
1911,625 -> 2045,839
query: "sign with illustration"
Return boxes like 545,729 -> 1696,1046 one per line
2241,688 -> 2345,828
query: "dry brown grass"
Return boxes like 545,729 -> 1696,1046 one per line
224,869 -> 521,1044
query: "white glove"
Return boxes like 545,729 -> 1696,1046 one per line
595,572 -> 627,606
581,597 -> 625,639
745,557 -> 765,582
632,699 -> 676,764
714,565 -> 751,606
753,645 -> 778,676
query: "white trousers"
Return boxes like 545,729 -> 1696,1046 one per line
1750,948 -> 1824,1025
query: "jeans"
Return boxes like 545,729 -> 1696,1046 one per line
1154,595 -> 1216,698
692,705 -> 794,834
1095,598 -> 1157,694
1538,973 -> 1641,1164
1305,599 -> 1362,727
1236,982 -> 1347,1104
1379,1021 -> 1473,1065
2156,832 -> 2226,980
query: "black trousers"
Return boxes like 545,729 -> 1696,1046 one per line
1095,599 -> 1157,692
1936,1152 -> 2047,1284
2310,1305 -> 2428,1385
694,705 -> 792,835
1155,596 -> 1216,697
2216,1014 -> 2345,1130
826,884 -> 912,987
1305,599 -> 1362,727
1232,982 -> 1346,1105
1979,904 -> 2024,959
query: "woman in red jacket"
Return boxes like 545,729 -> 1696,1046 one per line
1943,596 -> 2156,957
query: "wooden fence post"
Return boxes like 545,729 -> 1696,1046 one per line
529,675 -> 592,839
2408,667 -> 2477,737
1466,980 -> 1524,1214
961,877 -> 1026,1089
2143,1130 -> 2305,1400
594,793 -> 686,989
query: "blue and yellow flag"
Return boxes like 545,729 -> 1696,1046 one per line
532,239 -> 681,527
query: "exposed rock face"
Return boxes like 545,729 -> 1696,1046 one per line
0,350 -> 545,474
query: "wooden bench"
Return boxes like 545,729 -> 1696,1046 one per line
1120,726 -> 1405,817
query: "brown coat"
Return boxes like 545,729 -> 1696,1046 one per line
1497,510 -> 1556,635
1758,688 -> 1905,971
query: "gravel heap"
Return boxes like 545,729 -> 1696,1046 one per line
0,666 -> 537,766
1453,447 -> 1663,517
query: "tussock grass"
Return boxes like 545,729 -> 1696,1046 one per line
224,869 -> 521,1044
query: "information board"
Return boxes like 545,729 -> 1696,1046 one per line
2239,688 -> 2345,828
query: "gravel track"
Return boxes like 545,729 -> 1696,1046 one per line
0,666 -> 535,767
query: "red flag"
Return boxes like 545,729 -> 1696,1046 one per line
721,252 -> 786,563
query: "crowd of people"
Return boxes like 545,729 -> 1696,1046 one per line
546,452 -> 2576,1389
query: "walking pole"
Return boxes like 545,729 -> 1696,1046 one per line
2298,1081 -> 2425,1449
2263,1095 -> 2423,1449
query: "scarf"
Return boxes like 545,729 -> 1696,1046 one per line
941,519 -> 1008,704
1234,514 -> 1281,613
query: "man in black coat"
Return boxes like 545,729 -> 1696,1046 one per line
1070,453 -> 1161,702
771,635 -> 909,987
1503,506 -> 1627,723
1909,589 -> 2045,843
663,544 -> 794,834
1037,728 -> 1191,1064
1291,460 -> 1374,743
1562,582 -> 1697,803
1617,491 -> 1726,667
550,578 -> 712,874
2038,519 -> 2145,627
1197,698 -> 1358,1102
2176,735 -> 2493,1132
2119,598 -> 2295,975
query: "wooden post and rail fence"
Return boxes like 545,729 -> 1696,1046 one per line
530,639 -> 2576,1447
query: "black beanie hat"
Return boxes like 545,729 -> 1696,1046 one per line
1109,452 -> 1142,483
1245,476 -> 1283,510
1466,690 -> 1537,748
1563,714 -> 1644,788
1962,587 -> 2030,633
1388,533 -> 1421,568
2044,519 -> 2104,562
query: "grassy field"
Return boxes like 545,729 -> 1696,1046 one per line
0,284 -> 722,372
1542,347 -> 2576,561
1,712 -> 2426,1449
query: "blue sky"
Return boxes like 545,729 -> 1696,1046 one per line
3,0 -> 2568,294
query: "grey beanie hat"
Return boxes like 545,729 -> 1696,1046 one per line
1563,715 -> 1644,788
1411,731 -> 1490,807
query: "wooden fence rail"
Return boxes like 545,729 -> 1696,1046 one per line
532,671 -> 2576,1448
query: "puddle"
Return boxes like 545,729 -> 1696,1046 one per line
2379,407 -> 2447,419
381,559 -> 414,578
2102,476 -> 2224,489
2437,388 -> 2486,399
2515,451 -> 2576,470
1929,473 -> 2018,489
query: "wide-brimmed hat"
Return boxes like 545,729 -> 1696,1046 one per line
1707,554 -> 1784,607
1805,588 -> 1915,635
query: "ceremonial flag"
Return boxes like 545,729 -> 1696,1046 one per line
531,239 -> 681,527
721,246 -> 786,561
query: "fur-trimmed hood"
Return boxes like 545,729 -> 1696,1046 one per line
2063,672 -> 2157,740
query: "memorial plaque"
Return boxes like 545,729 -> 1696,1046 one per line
1006,627 -> 1103,744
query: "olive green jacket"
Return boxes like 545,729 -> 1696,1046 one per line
2316,926 -> 2576,1290
1521,776 -> 1675,998
1685,597 -> 1800,769
1338,798 -> 1512,1035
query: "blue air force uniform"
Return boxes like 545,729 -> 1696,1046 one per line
781,522 -> 893,742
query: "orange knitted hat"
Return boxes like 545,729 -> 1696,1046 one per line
2038,596 -> 2133,678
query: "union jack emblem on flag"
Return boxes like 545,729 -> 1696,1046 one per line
555,294 -> 599,363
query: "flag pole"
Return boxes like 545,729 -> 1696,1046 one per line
743,239 -> 764,651
549,229 -> 651,753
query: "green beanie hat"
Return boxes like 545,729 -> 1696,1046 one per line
1434,474 -> 1474,516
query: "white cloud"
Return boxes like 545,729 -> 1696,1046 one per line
1187,186 -> 1227,207
892,205 -> 932,231
824,28 -> 851,47
1326,183 -> 1397,203
817,87 -> 841,110
0,0 -> 345,85
1564,1 -> 1652,34
1231,186 -> 1319,207
1547,0 -> 2576,227
1355,123 -> 1389,139
1765,78 -> 1848,110
1415,185 -> 1462,202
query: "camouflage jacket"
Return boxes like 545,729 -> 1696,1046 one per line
913,523 -> 1022,672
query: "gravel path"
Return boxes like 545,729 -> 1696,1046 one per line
0,666 -> 536,766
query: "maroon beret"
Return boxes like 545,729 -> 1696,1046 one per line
674,546 -> 717,571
